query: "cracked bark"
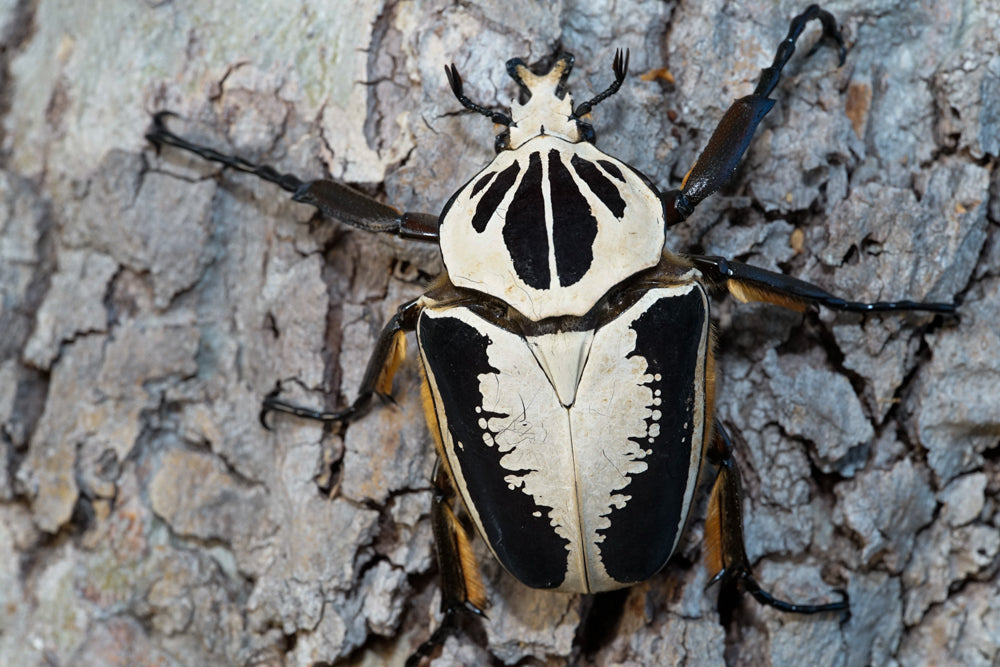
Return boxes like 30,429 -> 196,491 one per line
2,1 -> 998,665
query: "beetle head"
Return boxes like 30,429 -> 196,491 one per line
500,50 -> 629,151
446,51 -> 627,153
503,53 -> 586,149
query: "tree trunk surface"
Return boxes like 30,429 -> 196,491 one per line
1,0 -> 998,665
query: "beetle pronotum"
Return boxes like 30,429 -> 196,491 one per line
147,4 -> 956,663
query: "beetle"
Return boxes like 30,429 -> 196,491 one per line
147,4 -> 956,663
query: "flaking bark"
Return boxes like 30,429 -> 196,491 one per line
1,0 -> 997,665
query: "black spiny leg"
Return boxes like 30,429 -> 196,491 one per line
689,255 -> 957,315
146,112 -> 440,241
662,5 -> 846,225
704,421 -> 849,617
261,298 -> 423,428
406,464 -> 487,667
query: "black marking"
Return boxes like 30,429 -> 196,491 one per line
418,311 -> 570,588
597,287 -> 707,583
549,150 -> 598,287
472,162 -> 520,233
571,154 -> 626,218
597,159 -> 625,182
470,171 -> 496,198
503,152 -> 550,288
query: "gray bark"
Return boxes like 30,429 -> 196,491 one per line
1,0 -> 997,665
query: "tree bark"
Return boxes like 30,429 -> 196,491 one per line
1,0 -> 997,665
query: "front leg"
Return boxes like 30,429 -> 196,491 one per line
147,112 -> 440,241
662,5 -> 846,225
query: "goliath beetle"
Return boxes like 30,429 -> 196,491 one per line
146,4 -> 955,662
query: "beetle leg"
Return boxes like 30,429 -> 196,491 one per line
688,254 -> 957,315
662,5 -> 846,226
260,298 -> 423,427
406,463 -> 487,666
705,421 -> 848,616
147,112 -> 440,241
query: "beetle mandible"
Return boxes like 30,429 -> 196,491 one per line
147,4 -> 956,663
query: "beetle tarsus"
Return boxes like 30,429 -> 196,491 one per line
405,614 -> 454,667
146,111 -> 306,193
732,568 -> 849,616
706,564 -> 848,616
260,393 -> 360,425
755,5 -> 846,100
801,4 -> 847,65
689,254 -> 958,315
405,603 -> 484,667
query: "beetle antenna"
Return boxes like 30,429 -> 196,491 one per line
445,63 -> 513,126
573,48 -> 629,118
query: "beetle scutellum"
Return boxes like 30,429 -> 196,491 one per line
147,5 -> 956,663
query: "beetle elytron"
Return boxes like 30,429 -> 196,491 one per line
148,4 -> 956,662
